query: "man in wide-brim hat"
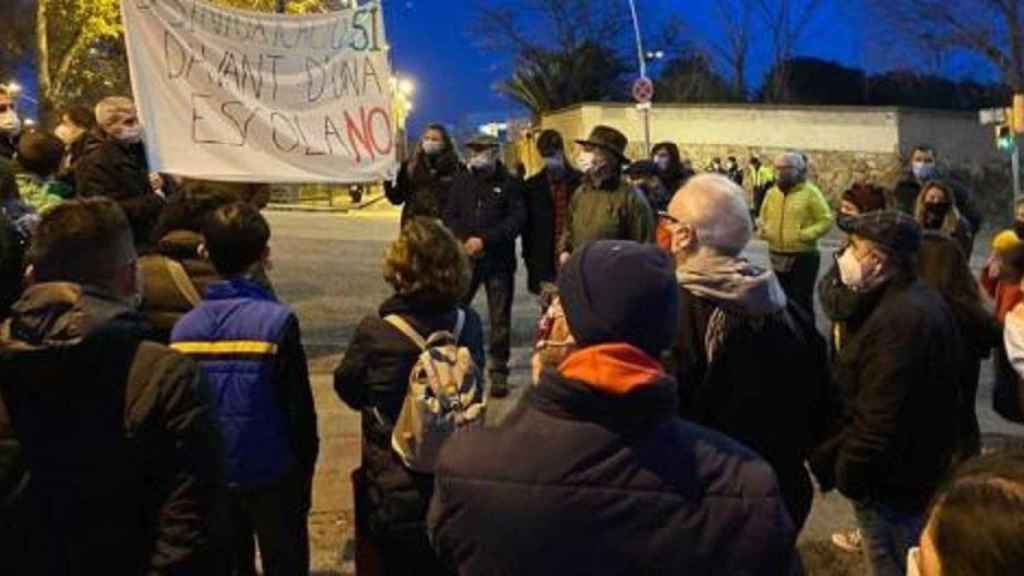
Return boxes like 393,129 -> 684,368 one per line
558,125 -> 654,263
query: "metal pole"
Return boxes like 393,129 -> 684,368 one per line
627,0 -> 646,80
626,0 -> 649,155
642,108 -> 651,157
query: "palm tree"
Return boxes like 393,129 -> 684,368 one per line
497,42 -> 628,119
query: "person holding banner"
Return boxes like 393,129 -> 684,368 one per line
444,134 -> 526,398
387,124 -> 463,226
75,97 -> 167,222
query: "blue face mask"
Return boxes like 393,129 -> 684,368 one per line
912,161 -> 936,181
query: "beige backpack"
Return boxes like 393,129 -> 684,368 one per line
383,310 -> 487,473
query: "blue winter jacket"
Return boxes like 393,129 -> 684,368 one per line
171,278 -> 297,488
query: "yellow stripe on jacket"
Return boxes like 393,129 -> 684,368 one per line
170,341 -> 279,355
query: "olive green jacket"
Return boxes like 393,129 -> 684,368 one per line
558,179 -> 655,255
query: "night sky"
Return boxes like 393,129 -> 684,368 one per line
14,0 -> 989,132
385,0 -> 872,136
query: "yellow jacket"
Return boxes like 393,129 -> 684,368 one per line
758,181 -> 833,253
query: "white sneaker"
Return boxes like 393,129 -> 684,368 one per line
831,528 -> 863,553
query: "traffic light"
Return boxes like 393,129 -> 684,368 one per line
997,124 -> 1016,151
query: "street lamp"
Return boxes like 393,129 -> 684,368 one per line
398,78 -> 415,97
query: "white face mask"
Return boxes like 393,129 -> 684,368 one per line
837,248 -> 865,289
577,150 -> 603,175
653,154 -> 671,171
422,140 -> 444,155
117,125 -> 143,144
468,150 -> 496,170
0,110 -> 22,135
838,247 -> 887,291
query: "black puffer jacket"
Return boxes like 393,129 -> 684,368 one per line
811,278 -> 963,512
428,359 -> 800,576
334,293 -> 484,540
385,152 -> 463,226
0,282 -> 223,575
443,163 -> 526,272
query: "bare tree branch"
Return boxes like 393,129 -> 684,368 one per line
868,0 -> 1024,90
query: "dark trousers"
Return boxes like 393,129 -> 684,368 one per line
227,470 -> 311,576
463,262 -> 514,375
772,250 -> 820,317
854,500 -> 925,576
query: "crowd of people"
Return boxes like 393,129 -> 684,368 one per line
1,82 -> 1024,576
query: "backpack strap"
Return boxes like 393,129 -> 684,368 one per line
384,310 -> 465,349
383,315 -> 428,350
452,309 -> 466,343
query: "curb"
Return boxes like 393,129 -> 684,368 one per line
267,194 -> 390,214
266,203 -> 350,214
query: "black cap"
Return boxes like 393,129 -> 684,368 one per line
837,210 -> 922,254
557,241 -> 679,356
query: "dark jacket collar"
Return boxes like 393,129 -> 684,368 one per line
206,277 -> 277,303
0,282 -> 143,351
532,166 -> 582,186
379,292 -> 455,317
409,150 -> 461,181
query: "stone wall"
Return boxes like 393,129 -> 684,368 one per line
532,103 -> 1014,227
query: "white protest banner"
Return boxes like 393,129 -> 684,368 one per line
121,0 -> 398,183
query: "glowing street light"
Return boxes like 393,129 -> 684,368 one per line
398,78 -> 415,97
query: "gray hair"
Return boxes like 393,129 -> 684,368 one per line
95,97 -> 136,128
774,151 -> 806,172
668,174 -> 752,256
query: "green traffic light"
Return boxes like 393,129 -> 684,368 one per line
998,125 -> 1017,151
